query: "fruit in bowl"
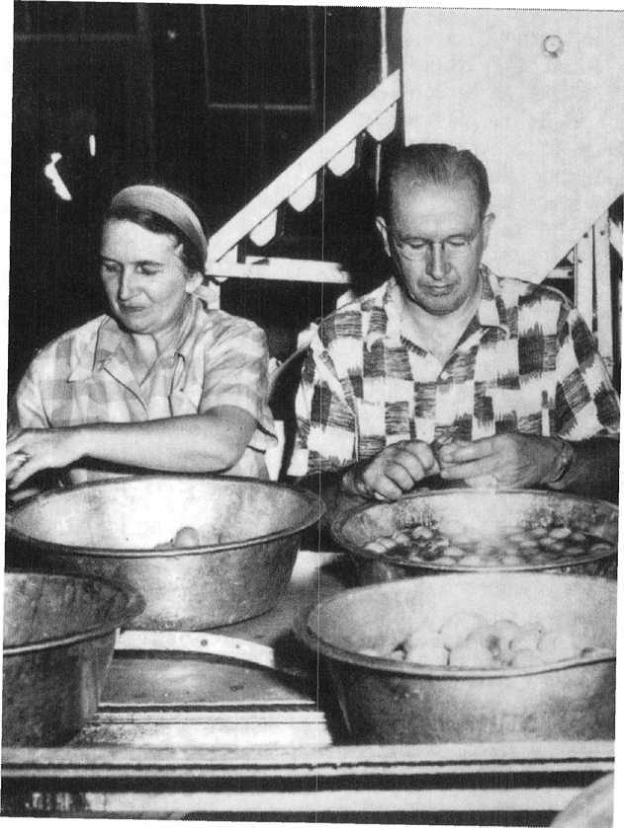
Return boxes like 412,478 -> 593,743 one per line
359,611 -> 613,670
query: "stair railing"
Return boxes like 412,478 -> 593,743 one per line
205,69 -> 401,285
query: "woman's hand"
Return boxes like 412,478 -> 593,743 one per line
437,434 -> 563,489
6,427 -> 85,492
341,440 -> 440,501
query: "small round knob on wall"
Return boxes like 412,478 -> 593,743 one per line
543,34 -> 564,58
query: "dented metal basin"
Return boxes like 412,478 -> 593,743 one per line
6,475 -> 324,630
297,572 -> 616,744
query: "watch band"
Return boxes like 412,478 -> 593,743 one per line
544,437 -> 576,487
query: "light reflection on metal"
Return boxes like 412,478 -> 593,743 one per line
43,153 -> 72,201
89,134 -> 96,157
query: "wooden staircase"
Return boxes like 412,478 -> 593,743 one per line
204,56 -> 622,375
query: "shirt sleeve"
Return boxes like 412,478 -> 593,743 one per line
287,332 -> 357,477
8,362 -> 51,434
198,317 -> 275,445
554,305 -> 620,440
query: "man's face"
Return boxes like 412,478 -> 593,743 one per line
377,179 -> 493,317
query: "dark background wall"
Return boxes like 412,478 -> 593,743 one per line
9,2 -> 404,395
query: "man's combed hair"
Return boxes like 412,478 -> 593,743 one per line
378,143 -> 491,221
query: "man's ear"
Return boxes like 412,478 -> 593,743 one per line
375,216 -> 392,257
185,271 -> 204,294
481,213 -> 496,250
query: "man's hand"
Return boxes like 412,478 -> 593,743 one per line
6,427 -> 85,493
341,440 -> 440,501
437,434 -> 564,489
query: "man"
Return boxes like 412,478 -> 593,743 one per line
288,144 -> 619,506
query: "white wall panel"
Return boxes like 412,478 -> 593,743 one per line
402,9 -> 624,282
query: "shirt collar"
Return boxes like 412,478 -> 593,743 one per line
175,294 -> 202,362
364,266 -> 509,349
66,316 -> 120,381
68,296 -> 200,381
477,265 -> 510,335
363,277 -> 402,348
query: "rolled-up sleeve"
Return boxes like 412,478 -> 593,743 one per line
8,361 -> 51,434
554,306 -> 620,439
198,318 -> 275,448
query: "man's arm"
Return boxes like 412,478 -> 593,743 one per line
548,436 -> 619,502
294,438 -> 444,537
438,433 -> 619,503
439,299 -> 620,501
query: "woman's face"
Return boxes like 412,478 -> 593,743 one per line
100,219 -> 201,337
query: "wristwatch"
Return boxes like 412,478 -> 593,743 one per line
544,437 -> 576,487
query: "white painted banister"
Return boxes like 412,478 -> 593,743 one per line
208,256 -> 350,284
206,70 -> 401,264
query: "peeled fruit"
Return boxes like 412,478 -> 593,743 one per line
364,541 -> 390,555
510,623 -> 543,652
402,631 -> 448,666
465,624 -> 499,649
173,526 -> 201,548
439,612 -> 487,649
465,624 -> 511,663
402,630 -> 445,650
538,631 -> 579,663
404,643 -> 449,666
368,515 -> 615,570
359,608 -> 597,670
490,619 -> 520,656
391,531 -> 413,546
449,639 -> 497,668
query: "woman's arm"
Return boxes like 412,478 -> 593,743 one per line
6,405 -> 257,493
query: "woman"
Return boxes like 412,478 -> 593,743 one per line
7,184 -> 275,500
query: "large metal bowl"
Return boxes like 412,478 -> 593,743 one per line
331,489 -> 618,584
3,571 -> 143,746
296,572 -> 616,744
6,475 -> 324,630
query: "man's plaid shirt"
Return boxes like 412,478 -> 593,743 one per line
288,267 -> 620,476
10,296 -> 276,482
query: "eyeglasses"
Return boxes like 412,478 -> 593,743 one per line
388,223 -> 484,262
